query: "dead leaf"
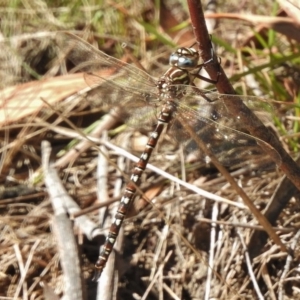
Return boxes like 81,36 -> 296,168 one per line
0,73 -> 88,126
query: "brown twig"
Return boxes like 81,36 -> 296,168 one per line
187,0 -> 300,190
42,140 -> 85,300
237,228 -> 264,299
45,123 -> 247,209
54,107 -> 121,169
179,112 -> 287,253
186,0 -> 300,254
278,229 -> 300,300
248,156 -> 300,259
95,142 -> 120,298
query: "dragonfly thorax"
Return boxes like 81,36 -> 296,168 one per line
169,47 -> 199,70
157,67 -> 190,99
156,47 -> 199,100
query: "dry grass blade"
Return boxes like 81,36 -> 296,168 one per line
248,156 -> 300,259
278,229 -> 300,300
55,108 -> 121,169
261,264 -> 277,300
204,202 -> 218,300
237,229 -> 264,300
179,110 -> 287,253
13,240 -> 40,299
141,251 -> 173,300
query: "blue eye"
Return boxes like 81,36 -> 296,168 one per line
169,48 -> 199,69
177,57 -> 194,68
169,53 -> 179,65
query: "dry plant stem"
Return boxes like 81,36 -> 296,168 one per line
63,199 -> 101,241
96,143 -> 118,299
54,108 -> 121,169
150,222 -> 170,280
97,143 -> 110,228
13,244 -> 28,299
204,202 -> 218,300
42,140 -> 84,300
140,251 -> 173,300
0,191 -> 45,205
261,264 -> 277,300
180,114 -> 287,253
48,123 -> 246,209
187,0 -> 300,189
162,284 -> 181,300
237,229 -> 264,300
278,229 -> 300,300
13,240 -> 40,299
187,0 -> 300,247
197,217 -> 295,233
248,156 -> 300,259
44,145 -> 100,240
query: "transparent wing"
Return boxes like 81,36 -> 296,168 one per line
56,31 -> 162,127
56,32 -> 279,166
56,32 -> 157,93
169,86 -> 278,165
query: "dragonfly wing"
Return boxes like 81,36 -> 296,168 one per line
82,79 -> 159,128
56,33 -> 163,129
170,86 -> 277,166
56,32 -> 157,92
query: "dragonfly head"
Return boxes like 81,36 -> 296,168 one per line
169,47 -> 199,70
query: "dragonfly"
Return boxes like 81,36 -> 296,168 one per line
56,32 -> 275,280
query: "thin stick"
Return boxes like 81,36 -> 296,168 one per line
204,202 -> 218,300
197,217 -> 296,233
55,108 -> 121,169
13,240 -> 40,299
42,141 -> 84,300
179,112 -> 287,253
237,228 -> 264,300
186,0 -> 300,192
96,142 -> 116,299
96,136 -> 124,298
249,156 -> 300,258
278,229 -> 300,300
48,123 -> 247,210
141,251 -> 173,300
